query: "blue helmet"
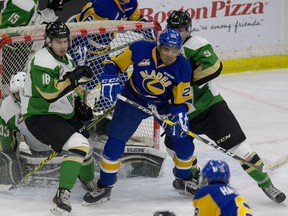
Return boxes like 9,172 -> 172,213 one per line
201,160 -> 230,184
158,28 -> 182,49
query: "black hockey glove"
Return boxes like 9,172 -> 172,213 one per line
74,96 -> 93,121
47,0 -> 70,11
63,65 -> 93,89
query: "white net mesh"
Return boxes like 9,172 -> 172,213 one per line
0,20 -> 161,148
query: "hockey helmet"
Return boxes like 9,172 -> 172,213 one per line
201,160 -> 230,184
45,21 -> 70,43
10,71 -> 26,93
158,28 -> 182,49
167,10 -> 192,30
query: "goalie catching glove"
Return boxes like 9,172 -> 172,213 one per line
162,111 -> 189,138
99,73 -> 122,103
63,65 -> 93,89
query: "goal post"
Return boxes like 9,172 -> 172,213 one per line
0,20 -> 162,149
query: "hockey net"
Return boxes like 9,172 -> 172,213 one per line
0,20 -> 161,149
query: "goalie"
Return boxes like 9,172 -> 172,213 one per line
0,71 -> 54,187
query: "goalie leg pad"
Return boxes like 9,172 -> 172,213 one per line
0,151 -> 22,185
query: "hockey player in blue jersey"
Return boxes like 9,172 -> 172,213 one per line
193,160 -> 253,216
82,28 -> 197,204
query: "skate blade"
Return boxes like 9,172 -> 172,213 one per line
50,203 -> 70,216
178,190 -> 195,197
82,197 -> 111,206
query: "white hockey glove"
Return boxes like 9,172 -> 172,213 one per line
162,112 -> 189,138
100,73 -> 122,103
32,8 -> 58,25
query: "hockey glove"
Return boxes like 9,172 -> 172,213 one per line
63,65 -> 93,89
74,96 -> 93,121
162,112 -> 189,138
100,73 -> 122,103
47,0 -> 70,11
32,8 -> 58,25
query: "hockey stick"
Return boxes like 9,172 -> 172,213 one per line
3,106 -> 115,192
116,94 -> 266,172
76,46 -> 88,104
264,154 -> 288,171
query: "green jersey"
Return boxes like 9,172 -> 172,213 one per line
22,47 -> 76,120
0,96 -> 19,151
181,36 -> 223,120
0,0 -> 39,29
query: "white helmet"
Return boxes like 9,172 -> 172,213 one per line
10,71 -> 26,93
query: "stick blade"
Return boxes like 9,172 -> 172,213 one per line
263,155 -> 288,172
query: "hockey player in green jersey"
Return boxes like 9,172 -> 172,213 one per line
164,10 -> 286,203
0,0 -> 67,29
21,21 -> 96,215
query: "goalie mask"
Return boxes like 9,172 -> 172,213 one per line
10,71 -> 26,93
167,10 -> 192,32
45,21 -> 70,44
200,160 -> 230,185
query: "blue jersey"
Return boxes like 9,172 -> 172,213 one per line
104,40 -> 193,113
73,0 -> 145,22
72,0 -> 145,53
193,184 -> 253,216
70,0 -> 146,90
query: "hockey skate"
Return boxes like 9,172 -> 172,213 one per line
262,183 -> 286,203
79,178 -> 98,192
172,167 -> 200,197
82,181 -> 113,205
50,188 -> 71,216
173,177 -> 199,197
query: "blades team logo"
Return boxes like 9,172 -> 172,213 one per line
140,70 -> 172,95
138,59 -> 151,66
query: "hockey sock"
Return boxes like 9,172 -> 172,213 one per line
59,157 -> 83,190
240,152 -> 271,188
173,154 -> 193,180
78,155 -> 95,182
